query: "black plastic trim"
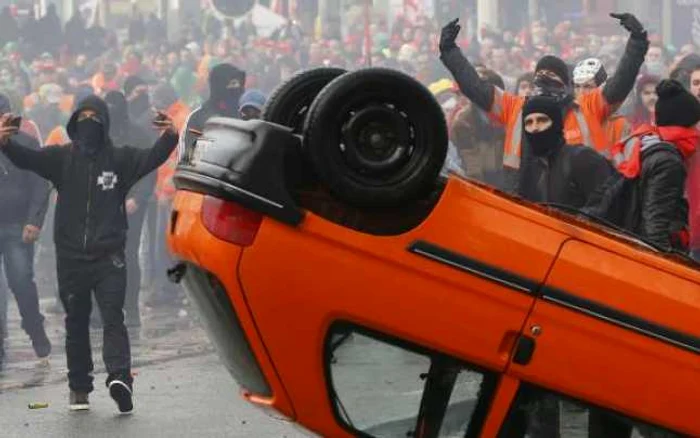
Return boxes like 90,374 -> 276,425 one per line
174,118 -> 305,226
409,240 -> 700,356
408,240 -> 538,294
512,336 -> 536,366
541,286 -> 700,356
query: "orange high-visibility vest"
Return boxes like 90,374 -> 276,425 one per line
490,87 -> 612,169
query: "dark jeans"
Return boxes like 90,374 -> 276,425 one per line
125,207 -> 148,325
0,224 -> 50,358
58,252 -> 132,393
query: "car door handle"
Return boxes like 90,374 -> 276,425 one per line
513,335 -> 536,366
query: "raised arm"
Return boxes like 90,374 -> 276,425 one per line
439,19 -> 495,112
602,13 -> 650,109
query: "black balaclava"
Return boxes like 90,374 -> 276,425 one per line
522,95 -> 565,157
208,63 -> 246,117
533,55 -> 572,101
104,90 -> 129,138
66,95 -> 111,157
123,75 -> 150,118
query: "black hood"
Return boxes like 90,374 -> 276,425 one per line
67,94 -> 111,145
104,90 -> 129,136
209,63 -> 246,96
207,63 -> 246,116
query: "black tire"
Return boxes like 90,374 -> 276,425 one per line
262,67 -> 347,134
303,68 -> 448,207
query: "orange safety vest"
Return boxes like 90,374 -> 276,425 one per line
601,114 -> 631,159
490,87 -> 612,169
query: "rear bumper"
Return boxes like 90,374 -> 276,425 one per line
167,190 -> 296,419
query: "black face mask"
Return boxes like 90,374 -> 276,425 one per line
524,126 -> 565,157
533,75 -> 571,100
75,118 -> 104,156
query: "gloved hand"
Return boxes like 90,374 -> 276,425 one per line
610,12 -> 647,39
440,18 -> 461,53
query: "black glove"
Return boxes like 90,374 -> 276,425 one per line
610,12 -> 647,39
439,18 -> 461,53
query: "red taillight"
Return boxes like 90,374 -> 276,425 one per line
201,196 -> 263,246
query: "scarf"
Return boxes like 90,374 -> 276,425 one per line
611,123 -> 699,178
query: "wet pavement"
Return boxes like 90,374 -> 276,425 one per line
0,297 -> 214,392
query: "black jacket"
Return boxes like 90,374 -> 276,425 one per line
0,131 -> 50,227
519,143 -> 614,208
1,95 -> 178,260
586,141 -> 688,251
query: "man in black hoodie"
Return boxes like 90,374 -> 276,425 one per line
105,91 -> 155,328
181,63 -> 246,151
0,95 -> 178,413
0,92 -> 52,370
519,95 -> 614,207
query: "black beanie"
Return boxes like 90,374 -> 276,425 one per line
655,79 -> 700,127
523,95 -> 564,131
536,55 -> 570,85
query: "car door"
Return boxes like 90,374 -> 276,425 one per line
504,238 -> 700,436
236,178 -> 571,437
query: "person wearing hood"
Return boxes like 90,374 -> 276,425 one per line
0,91 -> 52,371
518,95 -> 614,206
123,75 -> 155,138
439,13 -> 648,194
105,91 -> 155,328
181,63 -> 246,152
586,80 -> 700,253
0,94 -> 178,414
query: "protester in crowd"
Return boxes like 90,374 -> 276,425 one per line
0,94 -> 178,413
586,80 -> 700,252
519,94 -> 614,206
515,72 -> 535,97
627,74 -> 660,130
0,92 -> 52,371
148,83 -> 191,308
181,63 -> 246,151
104,91 -> 156,328
439,13 -> 648,201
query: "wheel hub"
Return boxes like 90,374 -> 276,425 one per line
341,104 -> 412,176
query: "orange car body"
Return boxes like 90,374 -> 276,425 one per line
168,171 -> 700,437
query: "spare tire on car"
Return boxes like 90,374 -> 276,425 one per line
262,67 -> 347,133
303,68 -> 448,207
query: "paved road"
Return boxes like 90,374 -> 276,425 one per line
0,354 -> 315,438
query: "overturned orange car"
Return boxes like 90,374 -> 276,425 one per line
167,68 -> 700,437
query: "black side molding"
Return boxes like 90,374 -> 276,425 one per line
407,240 -> 538,295
542,286 -> 700,356
408,240 -> 700,356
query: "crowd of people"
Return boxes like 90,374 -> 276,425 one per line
0,0 -> 698,420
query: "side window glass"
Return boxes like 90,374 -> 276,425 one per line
326,324 -> 498,438
499,383 -> 684,438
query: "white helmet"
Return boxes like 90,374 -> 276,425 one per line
573,58 -> 608,86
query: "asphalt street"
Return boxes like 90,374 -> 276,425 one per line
0,354 -> 315,438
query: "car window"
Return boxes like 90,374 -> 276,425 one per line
325,324 -> 498,438
498,383 -> 684,438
